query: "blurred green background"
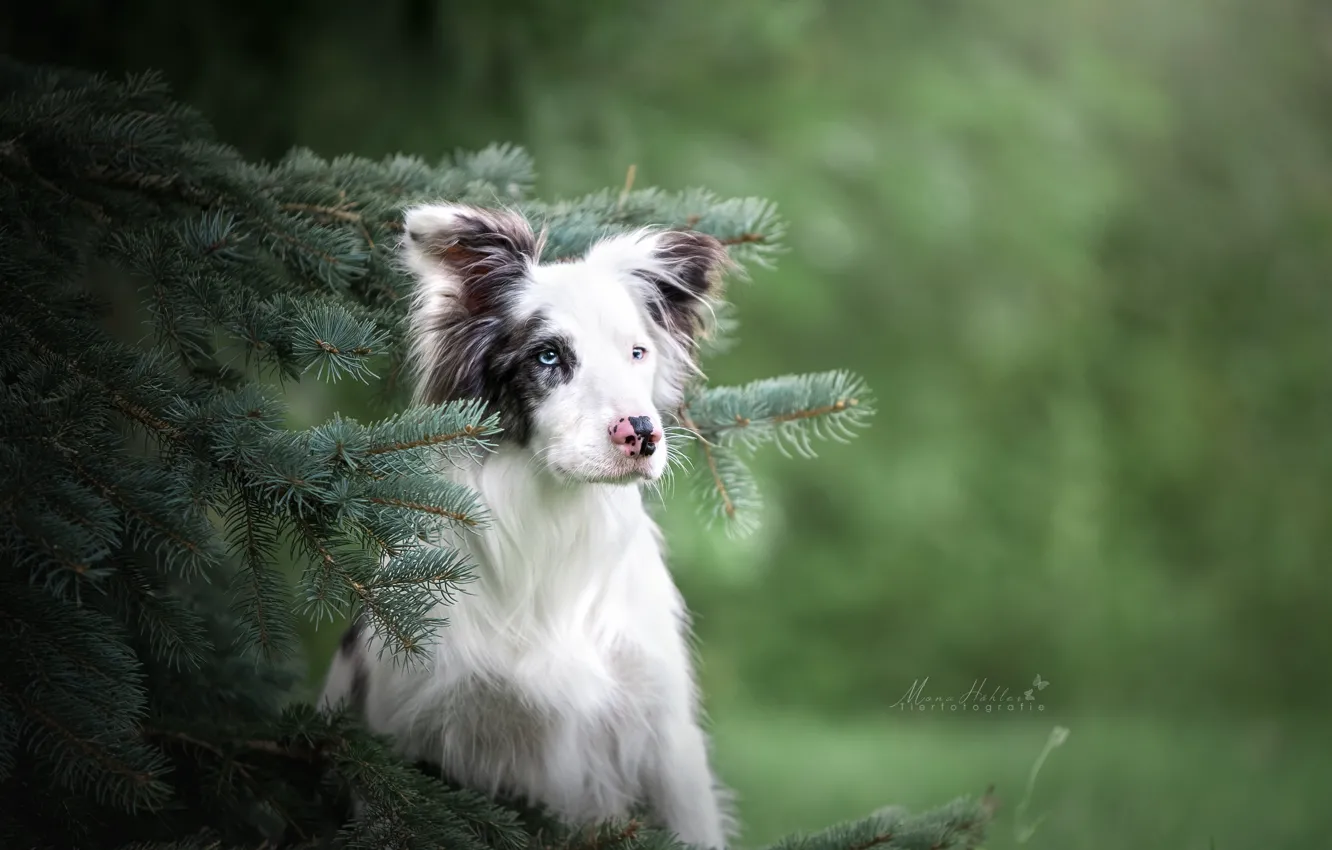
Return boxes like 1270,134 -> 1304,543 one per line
8,0 -> 1332,846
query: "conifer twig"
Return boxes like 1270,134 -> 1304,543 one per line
724,397 -> 861,431
280,202 -> 363,224
281,200 -> 376,248
367,496 -> 479,526
678,406 -> 735,520
0,139 -> 111,223
720,232 -> 766,246
296,518 -> 423,655
362,425 -> 486,456
143,727 -> 327,764
69,460 -> 205,556
3,688 -> 160,788
6,303 -> 182,440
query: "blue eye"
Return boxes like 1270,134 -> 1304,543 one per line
537,349 -> 561,366
631,346 -> 647,361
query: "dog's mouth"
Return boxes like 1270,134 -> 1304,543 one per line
596,459 -> 660,485
548,452 -> 662,485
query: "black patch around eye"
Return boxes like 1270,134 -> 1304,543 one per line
413,292 -> 577,445
483,321 -> 577,444
528,333 -> 577,372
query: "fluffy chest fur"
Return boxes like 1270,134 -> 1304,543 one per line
354,449 -> 696,823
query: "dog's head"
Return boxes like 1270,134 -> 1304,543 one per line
401,203 -> 729,484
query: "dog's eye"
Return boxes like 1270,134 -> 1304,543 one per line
631,346 -> 647,361
537,348 -> 561,367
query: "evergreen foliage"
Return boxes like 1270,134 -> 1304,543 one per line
0,58 -> 986,849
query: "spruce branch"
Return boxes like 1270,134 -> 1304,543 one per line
367,496 -> 479,527
360,474 -> 489,530
111,840 -> 230,850
0,684 -> 172,810
66,456 -> 218,578
291,517 -> 460,661
687,371 -> 874,458
759,797 -> 991,850
676,371 -> 872,533
142,725 -> 325,766
104,560 -> 210,671
278,200 -> 373,253
0,137 -> 112,223
292,303 -> 390,383
363,427 -> 479,455
355,399 -> 500,475
221,491 -> 298,659
3,299 -> 186,444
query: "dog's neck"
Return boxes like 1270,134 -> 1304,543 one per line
446,444 -> 656,612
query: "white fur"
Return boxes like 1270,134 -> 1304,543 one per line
323,205 -> 732,847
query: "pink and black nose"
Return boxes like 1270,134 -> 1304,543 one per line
610,416 -> 663,458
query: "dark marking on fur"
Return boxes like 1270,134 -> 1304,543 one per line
408,207 -> 543,420
349,663 -> 368,714
407,208 -> 585,444
407,207 -> 540,316
340,614 -> 364,656
630,230 -> 732,407
335,615 -> 371,715
480,319 -> 578,444
634,231 -> 730,348
420,313 -> 578,445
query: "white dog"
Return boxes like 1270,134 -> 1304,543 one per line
321,203 -> 733,847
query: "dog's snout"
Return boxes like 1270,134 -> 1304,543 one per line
609,416 -> 663,458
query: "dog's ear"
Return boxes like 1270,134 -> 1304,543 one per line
401,204 -> 540,405
589,229 -> 731,346
402,203 -> 540,317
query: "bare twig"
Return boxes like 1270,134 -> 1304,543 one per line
616,164 -> 637,212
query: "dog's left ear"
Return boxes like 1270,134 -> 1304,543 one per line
590,229 -> 732,347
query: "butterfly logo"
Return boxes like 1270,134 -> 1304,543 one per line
1024,674 -> 1049,701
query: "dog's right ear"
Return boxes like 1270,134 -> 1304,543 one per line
402,203 -> 540,317
402,204 -> 540,405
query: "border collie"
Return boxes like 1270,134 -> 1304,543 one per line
321,203 -> 733,847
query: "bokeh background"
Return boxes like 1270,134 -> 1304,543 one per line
7,1 -> 1331,846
